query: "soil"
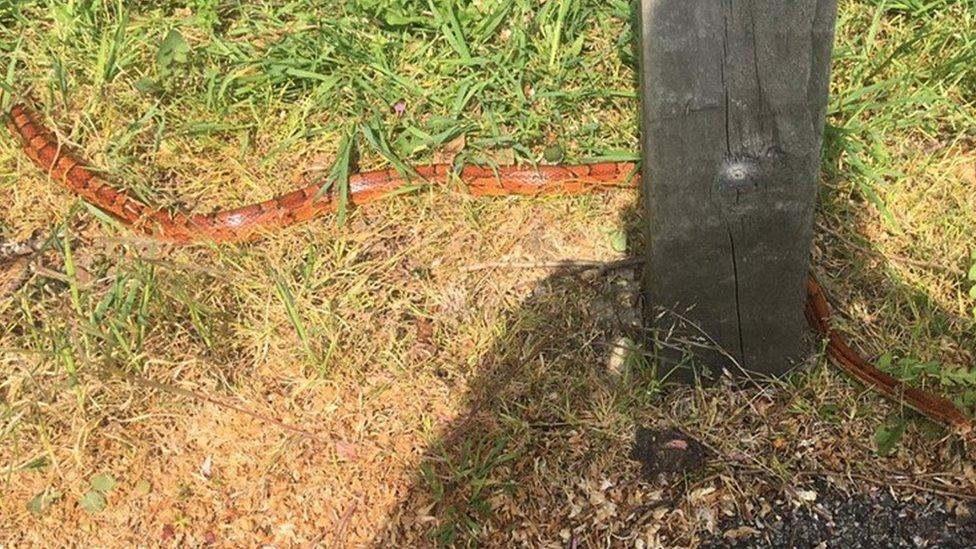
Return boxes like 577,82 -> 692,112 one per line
704,477 -> 976,548
630,426 -> 709,478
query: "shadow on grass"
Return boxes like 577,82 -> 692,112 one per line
817,124 -> 976,404
366,199 -> 676,546
362,140 -> 976,545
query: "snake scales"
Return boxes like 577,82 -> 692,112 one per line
4,100 -> 972,436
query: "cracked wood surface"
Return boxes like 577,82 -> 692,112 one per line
639,0 -> 839,376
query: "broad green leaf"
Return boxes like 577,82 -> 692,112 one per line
133,479 -> 151,497
26,494 -> 44,514
543,144 -> 564,163
818,403 -> 840,420
157,30 -> 189,73
133,77 -> 163,94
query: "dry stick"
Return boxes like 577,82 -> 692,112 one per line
461,257 -> 644,274
795,470 -> 976,501
694,432 -> 835,522
333,499 -> 359,546
654,304 -> 782,399
815,221 -> 963,276
110,368 -> 330,445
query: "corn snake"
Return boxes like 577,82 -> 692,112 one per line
4,100 -> 972,437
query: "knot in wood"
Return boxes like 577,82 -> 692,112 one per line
718,158 -> 760,191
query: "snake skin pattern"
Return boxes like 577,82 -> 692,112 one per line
4,100 -> 972,436
5,103 -> 635,243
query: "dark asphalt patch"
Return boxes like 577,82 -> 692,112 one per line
704,477 -> 976,548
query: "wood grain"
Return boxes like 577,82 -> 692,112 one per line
639,0 -> 839,377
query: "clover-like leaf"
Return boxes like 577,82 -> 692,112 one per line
157,29 -> 189,74
133,479 -> 151,497
26,489 -> 61,515
610,230 -> 627,253
80,490 -> 107,512
91,472 -> 116,493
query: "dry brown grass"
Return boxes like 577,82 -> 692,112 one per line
2,0 -> 976,546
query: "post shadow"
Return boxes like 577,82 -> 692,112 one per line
366,2 -> 838,543
361,0 -> 975,544
363,153 -> 975,547
369,198 -> 667,546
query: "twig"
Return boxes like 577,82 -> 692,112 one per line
654,304 -> 777,393
798,470 -> 976,501
333,498 -> 358,546
111,368 -> 330,445
815,221 -> 964,276
461,257 -> 643,274
852,244 -> 960,275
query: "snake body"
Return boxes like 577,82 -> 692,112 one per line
5,101 -> 972,436
6,104 -> 635,243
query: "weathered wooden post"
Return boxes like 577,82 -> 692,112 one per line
639,1 -> 838,378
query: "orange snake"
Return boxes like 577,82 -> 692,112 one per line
4,101 -> 972,436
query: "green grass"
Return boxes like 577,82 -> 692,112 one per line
0,0 -> 975,545
824,0 -> 976,405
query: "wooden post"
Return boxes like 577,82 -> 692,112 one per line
639,1 -> 838,378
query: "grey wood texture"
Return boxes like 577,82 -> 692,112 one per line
639,0 -> 838,377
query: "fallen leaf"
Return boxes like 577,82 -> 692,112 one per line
91,472 -> 116,493
875,416 -> 907,457
133,479 -> 151,497
664,439 -> 689,451
689,486 -> 717,503
610,230 -> 627,253
795,489 -> 818,502
414,318 -> 435,345
484,147 -> 516,166
26,489 -> 61,515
